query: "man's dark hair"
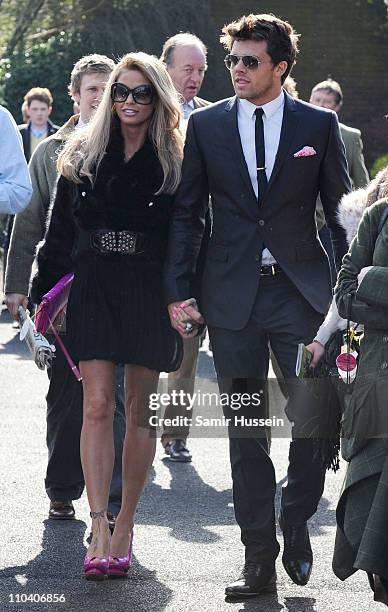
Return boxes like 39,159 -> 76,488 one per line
220,13 -> 299,83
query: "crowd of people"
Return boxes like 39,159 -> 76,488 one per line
0,11 -> 387,604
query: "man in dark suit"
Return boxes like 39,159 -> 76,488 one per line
165,13 -> 351,597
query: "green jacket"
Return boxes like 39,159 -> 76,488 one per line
335,197 -> 388,444
339,122 -> 369,190
4,115 -> 78,296
316,123 -> 369,231
333,198 -> 388,584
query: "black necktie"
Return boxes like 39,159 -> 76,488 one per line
255,107 -> 268,204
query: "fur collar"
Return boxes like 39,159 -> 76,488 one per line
337,167 -> 388,244
90,119 -> 163,193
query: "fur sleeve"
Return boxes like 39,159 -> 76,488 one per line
30,176 -> 76,303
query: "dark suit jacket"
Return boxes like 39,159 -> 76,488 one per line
164,92 -> 351,330
18,119 -> 59,162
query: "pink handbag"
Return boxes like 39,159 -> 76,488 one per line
34,273 -> 81,381
35,272 -> 74,335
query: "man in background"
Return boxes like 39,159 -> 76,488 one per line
18,87 -> 59,162
160,32 -> 211,462
310,78 -> 369,283
310,78 -> 369,188
2,88 -> 59,300
5,55 -> 125,529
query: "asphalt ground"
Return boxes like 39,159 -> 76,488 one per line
0,306 -> 385,612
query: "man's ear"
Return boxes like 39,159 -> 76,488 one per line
48,106 -> 53,117
275,61 -> 288,79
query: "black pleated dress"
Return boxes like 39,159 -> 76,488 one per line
31,127 -> 183,372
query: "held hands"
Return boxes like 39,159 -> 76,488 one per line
5,293 -> 28,320
305,340 -> 325,369
168,298 -> 205,339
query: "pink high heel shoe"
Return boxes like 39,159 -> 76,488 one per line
108,530 -> 134,578
83,555 -> 109,581
84,510 -> 110,580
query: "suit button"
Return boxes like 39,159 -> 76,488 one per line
258,219 -> 265,226
255,255 -> 261,262
381,361 -> 388,370
240,193 -> 245,199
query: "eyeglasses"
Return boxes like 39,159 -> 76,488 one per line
224,54 -> 262,70
111,82 -> 154,105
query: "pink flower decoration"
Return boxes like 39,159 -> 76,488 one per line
294,146 -> 317,158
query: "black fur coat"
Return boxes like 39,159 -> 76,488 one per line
31,127 -> 175,303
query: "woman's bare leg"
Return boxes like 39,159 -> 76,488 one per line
110,365 -> 159,557
80,359 -> 116,559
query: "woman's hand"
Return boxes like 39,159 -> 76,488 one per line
168,298 -> 204,339
305,340 -> 325,369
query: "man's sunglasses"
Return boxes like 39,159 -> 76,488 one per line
111,82 -> 154,105
224,54 -> 262,70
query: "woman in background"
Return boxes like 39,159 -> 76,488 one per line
307,167 -> 388,606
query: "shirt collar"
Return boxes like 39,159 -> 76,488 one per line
30,125 -> 48,138
184,98 -> 195,110
239,90 -> 285,120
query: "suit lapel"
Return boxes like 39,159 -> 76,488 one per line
263,93 -> 301,200
224,97 -> 258,208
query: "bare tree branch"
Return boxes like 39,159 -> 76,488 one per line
3,0 -> 46,58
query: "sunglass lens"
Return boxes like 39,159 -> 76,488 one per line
224,54 -> 236,69
132,86 -> 153,105
243,56 -> 259,69
112,83 -> 129,102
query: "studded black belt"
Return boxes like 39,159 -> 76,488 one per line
78,229 -> 147,254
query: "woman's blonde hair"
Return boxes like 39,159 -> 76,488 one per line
58,52 -> 184,194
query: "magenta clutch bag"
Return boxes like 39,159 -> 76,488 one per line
35,273 -> 74,335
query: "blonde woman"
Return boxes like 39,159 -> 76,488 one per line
31,52 -> 184,580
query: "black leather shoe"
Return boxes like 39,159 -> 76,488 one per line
225,562 -> 276,598
165,439 -> 192,462
49,500 -> 75,520
279,517 -> 312,586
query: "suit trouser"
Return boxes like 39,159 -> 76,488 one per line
45,334 -> 125,515
161,335 -> 200,445
318,225 -> 336,288
209,272 -> 326,563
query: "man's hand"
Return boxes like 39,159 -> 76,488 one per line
305,340 -> 325,369
168,298 -> 205,339
5,293 -> 28,320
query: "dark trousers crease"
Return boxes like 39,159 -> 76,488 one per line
209,273 -> 326,562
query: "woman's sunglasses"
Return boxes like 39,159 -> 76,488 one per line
224,54 -> 262,70
111,82 -> 154,105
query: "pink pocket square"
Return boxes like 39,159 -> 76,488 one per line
294,146 -> 317,158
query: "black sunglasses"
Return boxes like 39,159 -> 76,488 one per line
111,82 -> 154,105
224,54 -> 262,70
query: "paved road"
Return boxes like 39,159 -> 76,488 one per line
0,307 -> 384,612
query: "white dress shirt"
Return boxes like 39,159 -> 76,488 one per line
182,99 -> 195,120
0,106 -> 32,214
237,91 -> 285,265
